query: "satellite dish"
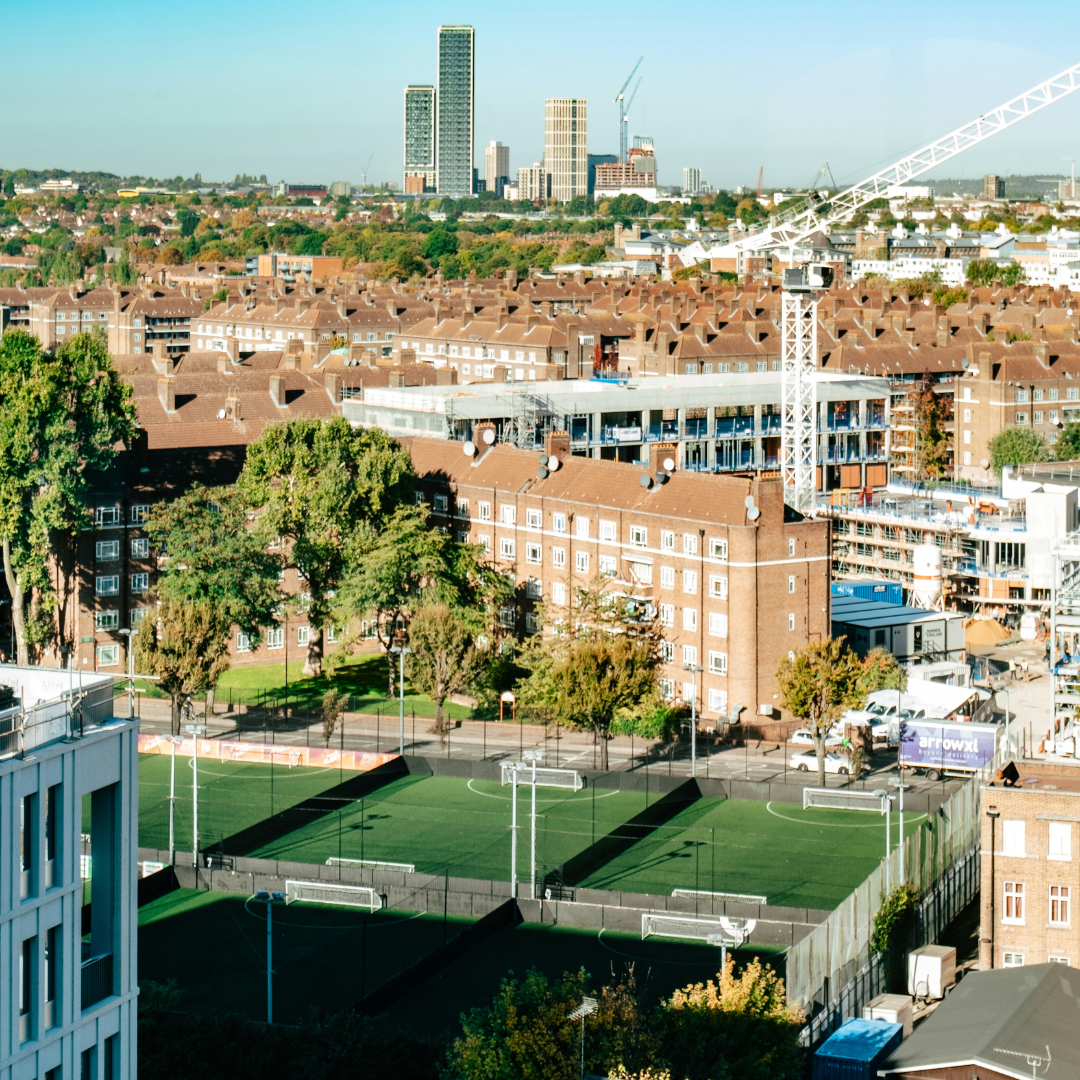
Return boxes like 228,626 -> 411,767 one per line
548,455 -> 560,471
539,452 -> 548,465
655,470 -> 668,484
482,428 -> 496,445
537,466 -> 549,479
217,409 -> 226,419
463,441 -> 477,456
981,458 -> 990,468
747,506 -> 761,521
640,473 -> 653,488
663,457 -> 675,471
744,495 -> 756,509
962,357 -> 970,369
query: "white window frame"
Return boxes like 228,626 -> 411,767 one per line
683,533 -> 698,556
708,651 -> 727,675
708,688 -> 728,714
434,494 -> 448,513
266,627 -> 284,650
709,613 -> 728,638
576,551 -> 589,573
96,644 -> 120,667
500,505 -> 516,525
659,677 -> 675,700
599,555 -> 617,577
660,566 -> 675,589
630,525 -> 647,548
499,537 -> 516,559
788,613 -> 796,631
553,513 -> 566,534
659,603 -> 675,627
526,508 -> 542,530
660,641 -> 674,663
1049,884 -> 1070,927
95,506 -> 121,527
1003,880 -> 1025,924
1049,821 -> 1072,861
576,516 -> 590,539
683,570 -> 698,594
96,540 -> 120,561
131,537 -> 149,558
94,609 -> 119,631
130,573 -> 149,594
682,645 -> 697,666
552,547 -> 566,569
478,501 -> 491,521
708,538 -> 727,561
1003,819 -> 1026,857
95,575 -> 120,597
551,581 -> 566,605
683,607 -> 697,631
599,519 -> 617,542
236,632 -> 252,653
660,530 -> 674,552
709,575 -> 728,599
130,504 -> 149,525
525,543 -> 542,565
1002,952 -> 1024,967
297,625 -> 310,647
789,574 -> 796,594
525,578 -> 542,600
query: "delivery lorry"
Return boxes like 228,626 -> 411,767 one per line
898,717 -> 1000,781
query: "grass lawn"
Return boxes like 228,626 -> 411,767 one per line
576,798 -> 927,911
213,652 -> 473,720
138,888 -> 474,1024
250,775 -> 653,882
138,753 -> 359,852
382,921 -> 775,1041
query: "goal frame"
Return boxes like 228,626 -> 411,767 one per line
325,857 -> 415,873
500,761 -> 584,791
641,913 -> 729,943
671,888 -> 767,905
284,879 -> 383,910
803,787 -> 890,813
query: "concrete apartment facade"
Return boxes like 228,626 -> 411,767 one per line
544,99 -> 587,203
436,26 -> 475,197
404,85 -> 437,193
980,762 -> 1080,970
484,140 -> 509,199
0,668 -> 137,1080
410,434 -> 830,721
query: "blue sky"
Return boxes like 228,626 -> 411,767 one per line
7,0 -> 1080,190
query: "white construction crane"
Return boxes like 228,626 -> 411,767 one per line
614,57 -> 643,163
745,59 -> 1080,515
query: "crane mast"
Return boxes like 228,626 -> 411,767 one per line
772,58 -> 1080,516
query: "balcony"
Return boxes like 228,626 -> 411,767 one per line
81,952 -> 113,1010
715,416 -> 755,437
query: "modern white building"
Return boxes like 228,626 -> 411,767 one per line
0,666 -> 137,1080
683,167 -> 701,194
484,140 -> 509,199
544,99 -> 587,203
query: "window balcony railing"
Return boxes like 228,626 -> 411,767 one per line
81,952 -> 113,1010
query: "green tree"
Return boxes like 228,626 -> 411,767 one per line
238,417 -> 414,677
775,638 -> 864,787
515,580 -> 661,770
111,250 -> 138,284
405,602 -> 480,733
421,228 -> 459,263
660,956 -> 803,1080
449,968 -> 659,1080
0,330 -> 136,663
906,384 -> 952,481
856,646 -> 904,698
1056,421 -> 1080,461
320,687 -> 347,746
138,485 -> 282,732
989,426 -> 1050,475
965,258 -> 1000,287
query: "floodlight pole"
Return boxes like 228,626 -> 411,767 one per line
258,890 -> 285,1025
683,663 -> 703,777
186,723 -> 206,868
531,758 -> 538,899
510,768 -> 519,899
391,639 -> 411,758
889,777 -> 909,885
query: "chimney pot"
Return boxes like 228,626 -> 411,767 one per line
157,377 -> 175,413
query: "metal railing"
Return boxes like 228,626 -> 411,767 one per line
0,681 -> 114,760
81,952 -> 113,1010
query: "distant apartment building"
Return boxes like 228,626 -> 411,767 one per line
683,167 -> 701,194
594,144 -> 658,201
255,253 -> 345,281
484,140 -> 510,199
275,183 -> 329,200
587,154 -> 617,196
544,99 -> 587,202
436,25 -> 475,197
518,161 -> 549,203
983,174 -> 1006,199
0,667 -> 138,1080
410,435 -> 830,722
404,85 -> 437,194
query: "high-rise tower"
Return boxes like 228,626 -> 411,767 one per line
484,140 -> 509,199
436,25 -> 475,198
544,99 -> 587,203
403,85 -> 436,194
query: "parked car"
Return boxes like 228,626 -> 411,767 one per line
789,750 -> 851,775
791,727 -> 844,748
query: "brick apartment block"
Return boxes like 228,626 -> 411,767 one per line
410,430 -> 831,720
980,762 -> 1080,970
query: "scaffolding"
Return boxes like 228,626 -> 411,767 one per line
500,390 -> 558,451
1050,532 -> 1080,756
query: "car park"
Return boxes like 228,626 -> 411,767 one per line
789,750 -> 852,775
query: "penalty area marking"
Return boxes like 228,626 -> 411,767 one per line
766,801 -> 927,829
466,778 -> 621,802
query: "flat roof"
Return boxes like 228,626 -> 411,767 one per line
831,595 -> 966,629
353,371 -> 890,420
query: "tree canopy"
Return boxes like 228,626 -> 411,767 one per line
988,426 -> 1050,475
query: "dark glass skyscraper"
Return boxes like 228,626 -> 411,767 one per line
436,26 -> 475,198
403,85 -> 436,192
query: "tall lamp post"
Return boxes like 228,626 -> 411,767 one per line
682,663 -> 704,777
186,722 -> 207,867
255,890 -> 286,1024
888,776 -> 911,885
985,806 -> 1000,968
390,633 -> 411,758
873,788 -> 891,891
117,628 -> 135,718
164,735 -> 182,866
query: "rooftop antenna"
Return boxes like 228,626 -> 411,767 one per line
992,1045 -> 1052,1080
614,57 -> 643,162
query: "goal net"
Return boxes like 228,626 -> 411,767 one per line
500,762 -> 584,790
671,888 -> 767,905
803,787 -> 889,813
325,857 -> 415,873
284,880 -> 383,910
641,913 -> 728,942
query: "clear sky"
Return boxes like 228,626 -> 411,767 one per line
7,0 -> 1080,191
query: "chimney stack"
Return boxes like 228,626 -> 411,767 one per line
157,377 -> 175,413
269,374 -> 285,407
545,430 -> 571,459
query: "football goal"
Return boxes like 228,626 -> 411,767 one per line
671,888 -> 767,905
284,880 -> 383,910
500,761 -> 584,791
324,857 -> 415,873
803,787 -> 890,813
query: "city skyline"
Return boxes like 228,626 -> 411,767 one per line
6,0 -> 1080,189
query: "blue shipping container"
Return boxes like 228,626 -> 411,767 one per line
812,1018 -> 904,1080
831,581 -> 904,606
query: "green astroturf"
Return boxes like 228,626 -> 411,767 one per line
249,775 -> 653,881
576,797 -> 927,910
137,753 -> 359,852
138,889 -> 474,1024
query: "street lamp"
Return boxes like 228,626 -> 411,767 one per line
389,633 -> 411,758
117,628 -> 135,719
888,776 -> 911,885
163,735 -> 183,865
683,663 -> 704,777
186,723 -> 207,867
873,788 -> 892,891
255,890 -> 286,1024
568,996 -> 598,1080
522,749 -> 547,899
985,806 -> 1000,968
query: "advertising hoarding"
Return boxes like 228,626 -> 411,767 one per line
899,719 -> 998,772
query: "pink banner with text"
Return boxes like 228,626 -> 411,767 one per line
137,733 -> 397,772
